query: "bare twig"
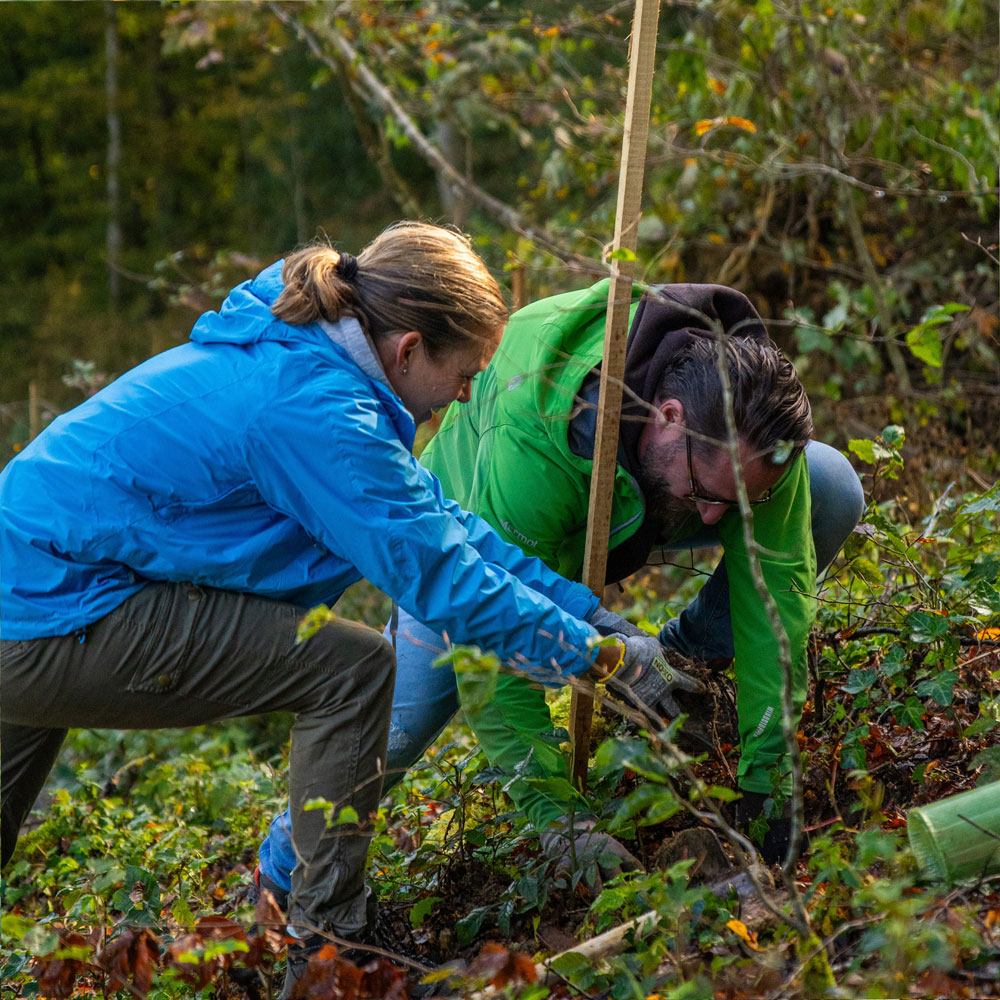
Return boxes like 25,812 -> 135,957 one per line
269,3 -> 601,269
817,626 -> 1000,648
962,232 -> 1000,265
282,917 -> 433,974
838,184 -> 911,391
710,333 -> 813,935
535,909 -> 665,985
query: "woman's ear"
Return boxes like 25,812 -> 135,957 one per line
392,331 -> 423,375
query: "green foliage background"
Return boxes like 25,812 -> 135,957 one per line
3,0 -> 997,472
2,2 -> 999,998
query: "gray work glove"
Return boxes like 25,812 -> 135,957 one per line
539,816 -> 643,889
607,634 -> 705,718
588,605 -> 647,638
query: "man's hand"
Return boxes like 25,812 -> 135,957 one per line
540,817 -> 643,889
607,634 -> 705,718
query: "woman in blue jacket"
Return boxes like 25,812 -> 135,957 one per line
0,222 -> 644,983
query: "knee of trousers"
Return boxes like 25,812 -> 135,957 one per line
306,626 -> 397,710
807,442 -> 866,567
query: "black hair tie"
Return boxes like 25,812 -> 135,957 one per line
336,252 -> 359,281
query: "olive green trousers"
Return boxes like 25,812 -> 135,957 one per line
1,581 -> 394,933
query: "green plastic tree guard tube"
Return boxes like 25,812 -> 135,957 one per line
908,781 -> 1000,884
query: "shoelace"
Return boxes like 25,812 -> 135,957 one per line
362,906 -> 426,968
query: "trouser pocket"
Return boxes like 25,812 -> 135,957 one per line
121,582 -> 205,695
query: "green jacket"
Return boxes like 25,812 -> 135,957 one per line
421,280 -> 815,826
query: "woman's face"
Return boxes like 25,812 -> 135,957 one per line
392,327 -> 502,425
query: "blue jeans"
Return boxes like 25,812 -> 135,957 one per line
259,440 -> 863,890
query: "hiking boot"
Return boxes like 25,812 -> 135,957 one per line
279,893 -> 430,1000
246,865 -> 289,912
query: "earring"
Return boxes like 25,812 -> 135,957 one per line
401,367 -> 408,375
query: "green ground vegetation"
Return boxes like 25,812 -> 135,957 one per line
2,1 -> 998,997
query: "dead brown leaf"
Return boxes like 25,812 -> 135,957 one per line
291,943 -> 363,1000
165,915 -> 247,988
96,927 -> 160,997
466,941 -> 536,988
31,931 -> 94,1000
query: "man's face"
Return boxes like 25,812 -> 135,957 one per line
634,436 -> 693,533
637,400 -> 785,529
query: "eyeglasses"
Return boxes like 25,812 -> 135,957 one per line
683,432 -> 772,507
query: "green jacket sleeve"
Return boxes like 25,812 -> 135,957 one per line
457,671 -> 586,830
449,420 -> 593,826
428,414 -> 592,827
717,452 -> 815,794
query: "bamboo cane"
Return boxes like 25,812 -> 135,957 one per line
28,381 -> 41,442
569,0 -> 662,787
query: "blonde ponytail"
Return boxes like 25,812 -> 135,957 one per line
271,222 -> 508,356
271,248 -> 356,326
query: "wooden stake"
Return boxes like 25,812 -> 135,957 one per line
569,0 -> 661,787
512,266 -> 527,311
28,381 -> 41,442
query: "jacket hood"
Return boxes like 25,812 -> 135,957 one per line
619,283 -> 769,473
190,260 -> 317,347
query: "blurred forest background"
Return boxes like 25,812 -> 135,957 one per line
2,0 -> 997,492
3,4 -> 1000,998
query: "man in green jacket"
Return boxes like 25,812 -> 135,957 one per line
258,280 -> 863,887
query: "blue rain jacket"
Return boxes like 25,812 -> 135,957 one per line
0,262 -> 600,677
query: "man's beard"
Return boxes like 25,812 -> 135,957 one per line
634,436 -> 693,536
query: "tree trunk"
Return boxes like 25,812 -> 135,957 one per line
434,117 -> 468,227
280,53 -> 309,243
104,1 -> 122,312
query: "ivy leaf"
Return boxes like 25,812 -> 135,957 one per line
849,438 -> 897,465
455,906 -> 491,947
965,555 -> 1000,584
497,899 -> 515,936
916,669 -> 959,706
851,557 -> 883,585
516,875 -> 539,907
615,781 -> 681,824
334,806 -> 359,825
957,484 -> 1000,520
971,747 -> 1000,785
594,735 -> 671,782
892,696 -> 926,730
905,324 -> 943,367
842,668 -> 878,694
880,646 -> 908,678
171,897 -> 195,929
548,951 -> 602,990
905,611 -> 951,643
880,424 -> 905,446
